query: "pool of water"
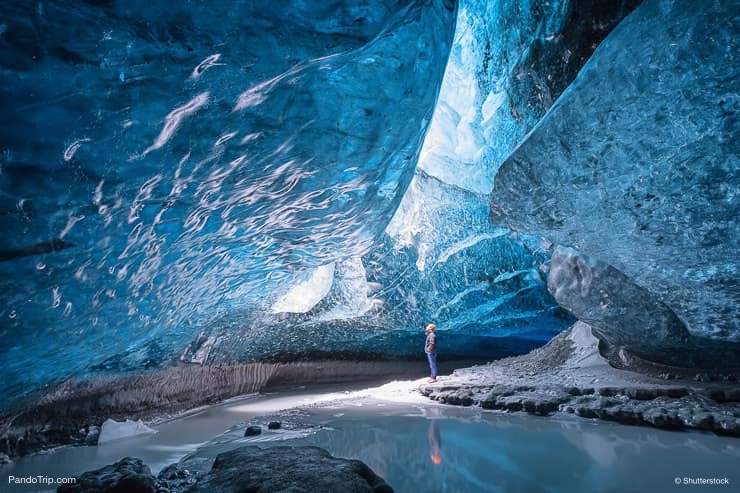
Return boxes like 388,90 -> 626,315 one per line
3,383 -> 738,492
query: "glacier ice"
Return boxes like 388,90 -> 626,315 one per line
381,171 -> 567,337
549,247 -> 740,368
417,0 -> 640,193
359,0 -> 640,354
0,0 -> 456,406
364,0 -> 640,350
272,264 -> 336,314
0,0 -> 684,415
97,418 -> 157,444
490,0 -> 739,351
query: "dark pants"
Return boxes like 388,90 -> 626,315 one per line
426,352 -> 438,379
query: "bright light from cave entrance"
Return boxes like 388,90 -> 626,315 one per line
271,263 -> 335,313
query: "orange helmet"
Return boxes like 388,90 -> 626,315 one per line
431,454 -> 442,464
426,323 -> 436,331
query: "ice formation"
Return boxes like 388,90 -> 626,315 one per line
549,247 -> 740,367
415,0 -> 640,193
0,0 -> 457,404
1,0 -> 734,415
491,0 -> 739,358
98,418 -> 157,444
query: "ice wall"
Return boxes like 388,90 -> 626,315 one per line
417,0 -> 640,193
549,248 -> 740,368
0,0 -> 456,405
490,0 -> 739,362
366,0 -> 640,349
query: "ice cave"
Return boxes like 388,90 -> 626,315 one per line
0,0 -> 738,491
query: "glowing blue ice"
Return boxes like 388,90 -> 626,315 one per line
491,0 -> 740,349
0,0 -> 644,409
0,0 -> 455,403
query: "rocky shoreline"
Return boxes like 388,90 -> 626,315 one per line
420,322 -> 740,436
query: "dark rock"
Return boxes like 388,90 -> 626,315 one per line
57,457 -> 155,493
706,389 -> 727,403
244,426 -> 261,437
431,380 -> 740,436
725,389 -> 740,402
186,445 -> 393,493
625,388 -> 660,401
434,388 -> 475,407
156,458 -> 211,493
691,413 -> 716,430
0,452 -> 11,466
665,388 -> 689,399
493,395 -> 522,412
267,421 -> 281,430
597,387 -> 620,397
521,398 -> 555,416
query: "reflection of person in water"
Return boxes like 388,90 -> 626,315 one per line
427,420 -> 442,465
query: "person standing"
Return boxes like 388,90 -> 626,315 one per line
424,323 -> 438,383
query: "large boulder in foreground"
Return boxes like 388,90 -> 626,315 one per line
58,446 -> 392,493
187,446 -> 392,493
58,457 -> 155,493
489,0 -> 739,346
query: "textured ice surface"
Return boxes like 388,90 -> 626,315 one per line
491,0 -> 739,348
549,248 -> 740,367
417,0 -> 640,193
0,0 -> 641,411
365,0 -> 640,352
272,264 -> 336,314
365,0 -> 640,354
0,0 -> 455,405
380,171 -> 568,336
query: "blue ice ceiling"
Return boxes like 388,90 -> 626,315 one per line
0,0 -> 456,402
0,0 -> 689,408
